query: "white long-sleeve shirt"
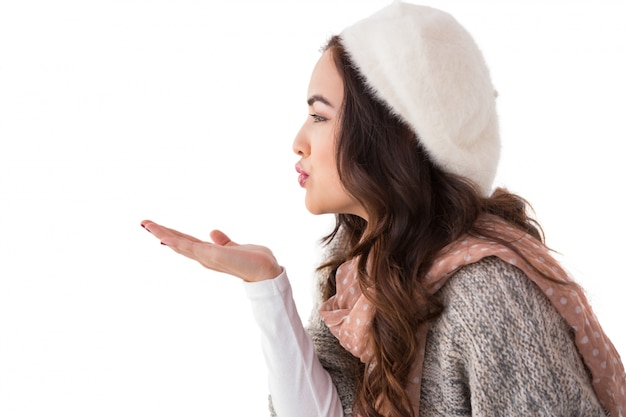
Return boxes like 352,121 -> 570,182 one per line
244,270 -> 343,417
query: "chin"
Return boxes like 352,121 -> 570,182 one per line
304,204 -> 324,216
304,199 -> 329,216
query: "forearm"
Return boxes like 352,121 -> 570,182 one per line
244,271 -> 343,417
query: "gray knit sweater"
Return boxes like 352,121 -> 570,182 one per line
270,257 -> 606,416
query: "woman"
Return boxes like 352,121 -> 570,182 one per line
141,2 -> 624,416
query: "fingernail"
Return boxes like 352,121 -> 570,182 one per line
160,242 -> 167,246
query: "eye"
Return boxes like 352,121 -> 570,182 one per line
309,113 -> 327,123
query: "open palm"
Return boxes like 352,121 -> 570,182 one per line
141,220 -> 282,282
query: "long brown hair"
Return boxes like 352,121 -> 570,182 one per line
320,36 -> 546,417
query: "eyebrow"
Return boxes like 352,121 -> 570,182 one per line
307,94 -> 334,108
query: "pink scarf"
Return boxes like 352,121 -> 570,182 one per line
320,214 -> 625,416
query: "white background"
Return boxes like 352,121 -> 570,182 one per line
1,1 -> 624,416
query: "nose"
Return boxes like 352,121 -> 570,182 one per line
292,123 -> 310,157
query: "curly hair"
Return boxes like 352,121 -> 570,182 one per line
319,35 -> 546,417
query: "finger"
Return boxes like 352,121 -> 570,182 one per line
141,220 -> 203,244
162,235 -> 205,259
141,219 -> 156,231
167,238 -> 232,275
209,229 -> 238,247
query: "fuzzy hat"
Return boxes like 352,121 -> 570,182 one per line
340,1 -> 500,196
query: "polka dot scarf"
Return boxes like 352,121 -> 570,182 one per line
320,214 -> 625,416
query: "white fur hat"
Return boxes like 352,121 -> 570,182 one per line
340,1 -> 500,196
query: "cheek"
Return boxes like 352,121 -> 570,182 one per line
319,149 -> 341,186
317,132 -> 339,172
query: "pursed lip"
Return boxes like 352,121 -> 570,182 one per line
295,163 -> 309,188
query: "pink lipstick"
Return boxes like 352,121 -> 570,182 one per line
295,164 -> 309,188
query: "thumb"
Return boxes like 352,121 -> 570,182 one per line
210,230 -> 238,247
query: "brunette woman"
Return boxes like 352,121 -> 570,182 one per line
141,2 -> 624,416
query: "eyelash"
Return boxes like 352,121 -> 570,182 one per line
309,113 -> 327,123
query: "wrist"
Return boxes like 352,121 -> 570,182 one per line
246,264 -> 283,283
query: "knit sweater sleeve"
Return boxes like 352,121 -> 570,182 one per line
244,270 -> 344,417
420,256 -> 607,416
303,307 -> 362,417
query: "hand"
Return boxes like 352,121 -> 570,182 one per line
140,220 -> 282,282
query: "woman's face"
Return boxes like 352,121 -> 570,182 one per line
293,50 -> 367,220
